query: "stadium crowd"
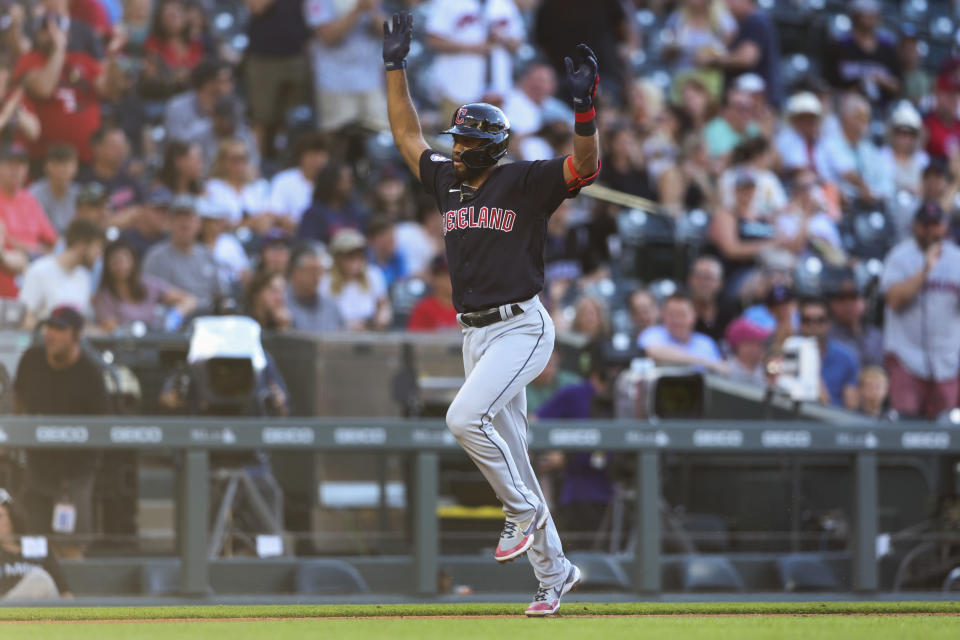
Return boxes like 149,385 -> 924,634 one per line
0,0 -> 958,426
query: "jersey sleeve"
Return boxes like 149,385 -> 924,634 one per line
520,155 -> 573,212
418,149 -> 454,197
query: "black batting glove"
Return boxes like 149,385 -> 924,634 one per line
383,12 -> 413,71
564,43 -> 599,111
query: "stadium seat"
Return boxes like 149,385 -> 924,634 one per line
140,562 -> 181,595
566,552 -> 631,590
295,560 -> 371,594
776,554 -> 841,591
679,555 -> 745,592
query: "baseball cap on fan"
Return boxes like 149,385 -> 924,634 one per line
42,305 -> 85,331
914,199 -> 945,225
734,73 -> 766,94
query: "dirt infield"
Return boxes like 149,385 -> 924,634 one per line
2,612 -> 960,624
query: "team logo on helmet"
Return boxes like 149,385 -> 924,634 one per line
455,107 -> 468,125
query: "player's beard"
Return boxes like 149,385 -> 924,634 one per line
453,162 -> 487,183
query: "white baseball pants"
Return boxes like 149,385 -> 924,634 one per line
446,295 -> 569,586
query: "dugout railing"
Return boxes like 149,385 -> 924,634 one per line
0,416 -> 957,596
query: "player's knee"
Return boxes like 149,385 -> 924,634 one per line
445,400 -> 474,439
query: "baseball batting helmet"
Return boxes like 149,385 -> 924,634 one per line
441,103 -> 510,169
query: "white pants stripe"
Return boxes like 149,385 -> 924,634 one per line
446,295 -> 569,585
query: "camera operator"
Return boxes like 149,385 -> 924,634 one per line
12,305 -> 109,558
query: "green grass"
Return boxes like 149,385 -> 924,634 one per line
1,616 -> 959,640
0,601 -> 958,621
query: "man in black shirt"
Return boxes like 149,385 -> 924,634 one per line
706,0 -> 782,108
13,305 -> 109,556
383,13 -> 599,616
823,0 -> 900,109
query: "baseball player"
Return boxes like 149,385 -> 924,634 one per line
383,12 -> 600,616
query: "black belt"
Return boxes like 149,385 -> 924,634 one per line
459,304 -> 524,328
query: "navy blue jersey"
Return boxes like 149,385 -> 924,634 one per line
419,149 -> 574,313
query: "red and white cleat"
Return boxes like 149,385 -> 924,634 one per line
494,501 -> 548,563
524,564 -> 581,617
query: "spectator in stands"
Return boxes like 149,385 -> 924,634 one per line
163,59 -> 233,144
599,124 -> 657,201
121,0 -> 153,53
627,288 -> 660,342
0,143 -> 56,254
72,183 -> 110,227
407,255 -> 458,332
204,138 -> 273,230
571,295 -> 610,342
304,0 -> 389,135
707,0 -> 782,107
878,101 -> 928,198
687,255 -> 731,342
826,272 -> 882,368
197,96 -> 260,172
29,144 -> 79,235
367,215 -> 406,290
742,282 -> 797,350
502,62 -> 572,160
736,73 -> 776,139
854,365 -> 892,419
246,270 -> 291,332
19,219 -> 104,328
14,8 -> 113,164
719,136 -> 785,220
396,197 -> 443,277
638,292 -> 725,371
119,186 -> 171,258
527,348 -> 583,415
196,198 -> 249,287
898,24 -> 930,105
924,70 -> 960,162
426,0 -> 525,114
244,0 -> 309,158
256,229 -> 292,277
78,125 -> 143,227
710,169 -> 781,301
285,243 -> 343,333
296,160 -> 369,244
775,92 -> 825,176
268,133 -> 328,230
13,305 -> 109,558
819,92 -> 888,204
534,0 -> 632,105
723,316 -> 771,385
320,227 -> 390,331
797,297 -> 859,408
93,238 -> 196,332
775,168 -> 844,262
368,164 -> 414,222
661,0 -> 735,85
704,87 -> 759,160
0,55 -> 41,144
142,195 -> 224,314
155,140 -> 203,196
0,491 -> 71,599
142,0 -> 204,99
881,200 -> 960,419
660,131 -> 716,213
824,0 -> 900,109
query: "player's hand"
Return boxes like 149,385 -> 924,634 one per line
564,43 -> 598,109
382,12 -> 413,72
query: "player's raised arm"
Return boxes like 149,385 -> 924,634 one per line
561,44 -> 601,190
382,12 -> 429,182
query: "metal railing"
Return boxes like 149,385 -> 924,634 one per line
0,416 -> 957,596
